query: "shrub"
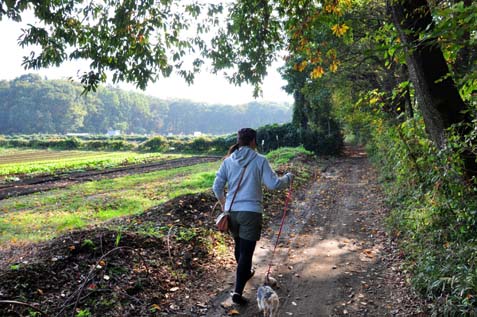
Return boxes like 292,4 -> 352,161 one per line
257,123 -> 343,155
107,140 -> 135,151
212,134 -> 236,154
7,138 -> 30,147
189,137 -> 213,152
367,113 -> 477,314
60,137 -> 82,150
139,136 -> 168,152
82,140 -> 106,150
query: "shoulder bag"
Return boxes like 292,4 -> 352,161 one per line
215,164 -> 248,232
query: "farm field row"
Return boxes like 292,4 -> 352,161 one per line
0,161 -> 220,245
0,149 -> 103,163
0,146 -> 312,247
0,148 -> 186,177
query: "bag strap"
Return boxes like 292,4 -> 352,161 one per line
227,164 -> 248,213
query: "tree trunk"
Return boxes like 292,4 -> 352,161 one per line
292,90 -> 309,129
389,0 -> 477,178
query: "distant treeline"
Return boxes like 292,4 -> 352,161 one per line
0,74 -> 292,135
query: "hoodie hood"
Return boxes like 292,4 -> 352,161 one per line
230,146 -> 258,167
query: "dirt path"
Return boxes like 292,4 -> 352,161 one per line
0,156 -> 219,200
207,151 -> 423,316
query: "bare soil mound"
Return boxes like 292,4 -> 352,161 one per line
0,192 -> 230,316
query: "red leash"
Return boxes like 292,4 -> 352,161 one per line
266,180 -> 293,280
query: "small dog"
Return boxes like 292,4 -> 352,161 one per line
257,285 -> 279,317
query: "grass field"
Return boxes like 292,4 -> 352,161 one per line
0,146 -> 313,245
0,148 -> 186,177
0,161 -> 220,244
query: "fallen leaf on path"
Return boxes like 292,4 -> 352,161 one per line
228,309 -> 240,315
362,249 -> 374,258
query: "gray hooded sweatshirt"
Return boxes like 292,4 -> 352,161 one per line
212,146 -> 291,213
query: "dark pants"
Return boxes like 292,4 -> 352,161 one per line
233,236 -> 256,295
229,211 -> 262,295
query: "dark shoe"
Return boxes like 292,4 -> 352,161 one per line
232,293 -> 249,305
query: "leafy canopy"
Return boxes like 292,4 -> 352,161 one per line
1,0 -> 224,92
1,0 -> 360,94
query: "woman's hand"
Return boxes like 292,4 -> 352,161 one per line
286,172 -> 294,183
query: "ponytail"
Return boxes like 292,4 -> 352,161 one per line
226,143 -> 240,157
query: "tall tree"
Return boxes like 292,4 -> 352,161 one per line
2,0 -> 476,177
388,0 -> 477,177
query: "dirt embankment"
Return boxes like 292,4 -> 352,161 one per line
0,192 -> 233,317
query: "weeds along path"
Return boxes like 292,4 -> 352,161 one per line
0,156 -> 220,200
208,149 -> 423,316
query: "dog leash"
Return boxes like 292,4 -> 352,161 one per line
266,179 -> 293,280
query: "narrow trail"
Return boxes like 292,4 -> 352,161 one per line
207,150 -> 421,316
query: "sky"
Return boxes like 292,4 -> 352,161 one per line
0,14 -> 293,106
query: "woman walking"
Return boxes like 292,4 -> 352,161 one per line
212,128 -> 293,305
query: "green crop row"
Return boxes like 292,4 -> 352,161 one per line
0,150 -> 182,177
0,161 -> 220,244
